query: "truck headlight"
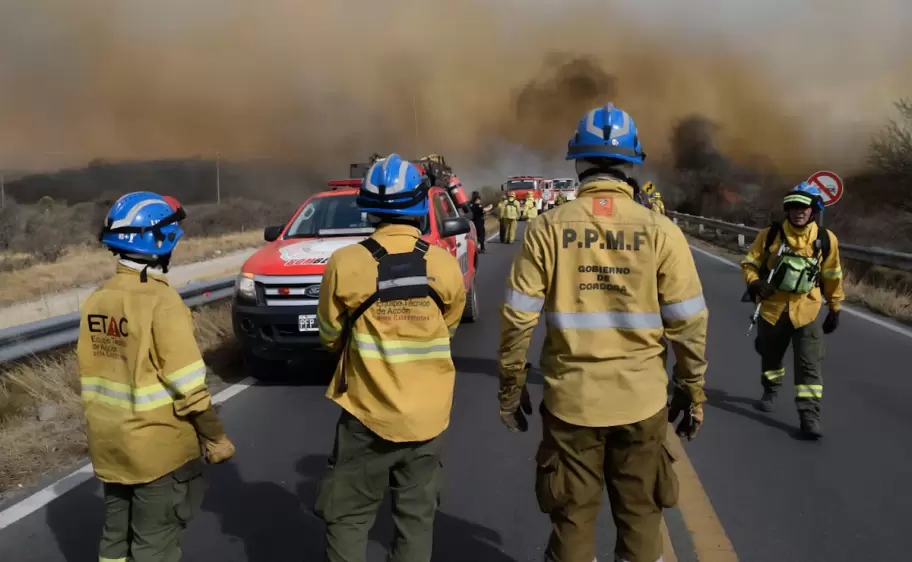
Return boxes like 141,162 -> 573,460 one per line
235,273 -> 256,301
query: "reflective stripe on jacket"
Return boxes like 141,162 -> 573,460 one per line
741,221 -> 844,328
77,263 -> 211,485
499,178 -> 708,427
318,224 -> 466,442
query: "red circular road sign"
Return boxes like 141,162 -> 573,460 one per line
807,171 -> 844,207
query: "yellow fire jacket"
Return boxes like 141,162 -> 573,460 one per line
502,198 -> 521,220
77,263 -> 212,485
741,221 -> 844,328
650,197 -> 666,215
524,197 -> 538,220
500,178 -> 709,427
318,224 -> 467,442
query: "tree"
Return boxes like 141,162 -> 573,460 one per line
869,98 -> 912,177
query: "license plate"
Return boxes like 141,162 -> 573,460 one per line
298,314 -> 317,332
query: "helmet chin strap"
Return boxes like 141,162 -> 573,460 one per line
116,252 -> 173,282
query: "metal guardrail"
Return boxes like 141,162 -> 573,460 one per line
668,211 -> 912,272
0,277 -> 236,365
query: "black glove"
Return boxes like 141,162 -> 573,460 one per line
748,279 -> 776,300
823,309 -> 840,334
668,388 -> 704,441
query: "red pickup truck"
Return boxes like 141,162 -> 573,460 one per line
232,179 -> 480,373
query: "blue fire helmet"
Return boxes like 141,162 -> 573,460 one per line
357,154 -> 430,216
566,103 -> 646,165
783,182 -> 825,212
99,192 -> 186,256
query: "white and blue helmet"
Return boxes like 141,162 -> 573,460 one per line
357,153 -> 430,216
99,192 -> 186,256
566,103 -> 646,165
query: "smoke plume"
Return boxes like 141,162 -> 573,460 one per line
1,0 -> 910,184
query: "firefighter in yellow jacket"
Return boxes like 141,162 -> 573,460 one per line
741,182 -> 844,439
501,192 -> 522,243
79,192 -> 235,562
316,154 -> 466,562
650,192 -> 666,215
524,194 -> 539,221
499,104 -> 708,562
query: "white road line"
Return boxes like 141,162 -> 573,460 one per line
0,377 -> 258,531
690,244 -> 912,340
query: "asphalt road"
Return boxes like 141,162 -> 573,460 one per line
1,221 -> 910,561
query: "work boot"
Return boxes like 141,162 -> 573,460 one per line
755,390 -> 776,412
799,416 -> 822,440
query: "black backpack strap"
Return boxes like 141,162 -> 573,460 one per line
758,221 -> 784,278
359,237 -> 388,261
764,222 -> 783,256
346,238 -> 389,328
412,239 -> 444,312
413,238 -> 430,254
817,227 -> 831,263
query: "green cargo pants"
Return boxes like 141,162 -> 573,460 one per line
756,309 -> 824,419
315,410 -> 444,562
535,405 -> 677,562
98,459 -> 206,562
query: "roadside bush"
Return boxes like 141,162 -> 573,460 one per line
869,98 -> 912,178
1,197 -> 295,266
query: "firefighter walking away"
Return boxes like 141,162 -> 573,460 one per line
498,103 -> 709,562
79,192 -> 235,562
741,182 -> 844,439
316,153 -> 467,562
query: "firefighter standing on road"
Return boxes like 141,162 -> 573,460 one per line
79,192 -> 235,562
502,192 -> 521,243
498,193 -> 508,243
499,104 -> 709,562
316,153 -> 467,562
741,182 -> 844,439
524,194 -> 539,221
650,191 -> 666,215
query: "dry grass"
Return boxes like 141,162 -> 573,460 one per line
0,301 -> 243,496
0,231 -> 262,306
842,274 -> 912,324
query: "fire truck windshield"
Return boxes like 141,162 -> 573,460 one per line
552,179 -> 575,190
505,180 -> 537,191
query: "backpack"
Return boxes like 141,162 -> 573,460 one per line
335,237 -> 446,392
740,222 -> 832,302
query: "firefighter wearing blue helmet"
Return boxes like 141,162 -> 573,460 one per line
498,104 -> 708,562
316,154 -> 467,562
741,181 -> 844,439
79,192 -> 234,562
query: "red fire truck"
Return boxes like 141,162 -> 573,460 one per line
501,175 -> 544,213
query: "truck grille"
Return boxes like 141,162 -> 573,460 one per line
254,275 -> 322,306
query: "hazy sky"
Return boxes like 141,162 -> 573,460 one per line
0,0 -> 909,175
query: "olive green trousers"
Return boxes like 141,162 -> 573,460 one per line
315,411 -> 444,562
